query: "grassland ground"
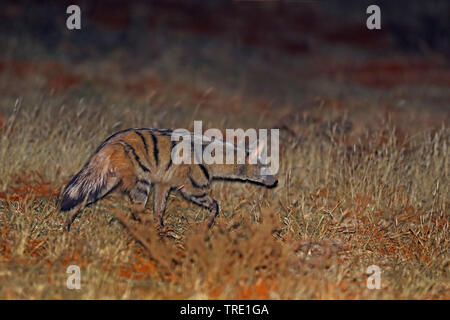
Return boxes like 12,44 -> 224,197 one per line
0,22 -> 448,299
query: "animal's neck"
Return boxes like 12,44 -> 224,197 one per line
207,163 -> 248,181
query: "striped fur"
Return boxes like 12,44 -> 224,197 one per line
60,128 -> 277,231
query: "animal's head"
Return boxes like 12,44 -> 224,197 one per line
245,141 -> 278,188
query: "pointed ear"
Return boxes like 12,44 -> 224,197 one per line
248,141 -> 264,164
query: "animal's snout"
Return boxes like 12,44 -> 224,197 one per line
263,175 -> 278,187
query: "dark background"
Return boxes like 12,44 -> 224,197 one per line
0,0 -> 448,126
1,0 -> 449,57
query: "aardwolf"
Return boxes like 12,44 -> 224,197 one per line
60,128 -> 277,231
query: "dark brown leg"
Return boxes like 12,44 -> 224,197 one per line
65,204 -> 83,232
153,184 -> 172,228
129,179 -> 151,223
179,187 -> 219,228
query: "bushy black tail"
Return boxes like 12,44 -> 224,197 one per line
60,160 -> 117,211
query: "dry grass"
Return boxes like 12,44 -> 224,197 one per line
0,35 -> 448,299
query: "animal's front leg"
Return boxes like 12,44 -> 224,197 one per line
179,186 -> 219,228
153,184 -> 171,228
128,179 -> 151,223
198,194 -> 219,228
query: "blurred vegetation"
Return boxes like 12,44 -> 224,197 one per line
0,0 -> 448,299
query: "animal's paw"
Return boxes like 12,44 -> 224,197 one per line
158,226 -> 181,240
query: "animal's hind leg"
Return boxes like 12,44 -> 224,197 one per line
65,175 -> 120,231
65,203 -> 84,232
128,179 -> 151,223
179,187 -> 219,228
198,194 -> 219,228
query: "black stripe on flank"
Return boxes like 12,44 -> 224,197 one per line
166,140 -> 177,170
136,187 -> 149,196
198,164 -> 210,181
135,131 -> 148,154
149,131 -> 159,166
94,128 -> 170,155
122,141 -> 150,173
189,176 -> 202,189
136,179 -> 150,186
